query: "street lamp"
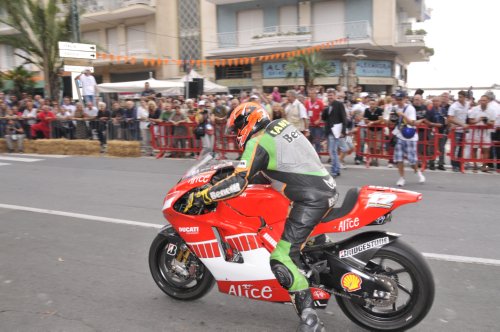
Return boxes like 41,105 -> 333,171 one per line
342,48 -> 366,93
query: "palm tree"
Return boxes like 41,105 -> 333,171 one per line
286,52 -> 334,88
2,65 -> 36,97
0,0 -> 70,100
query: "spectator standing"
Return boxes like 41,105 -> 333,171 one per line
22,101 -> 37,138
61,97 -> 76,116
413,94 -> 428,163
425,97 -> 447,170
485,91 -> 500,171
169,105 -> 189,157
321,89 -> 347,177
124,100 -> 138,140
141,82 -> 156,97
31,105 -> 56,139
84,101 -> 98,139
96,102 -> 110,148
76,69 -> 97,104
4,118 -> 25,153
363,98 -> 384,166
448,90 -> 470,172
53,105 -> 72,139
392,91 -> 425,186
110,102 -> 124,140
196,101 -> 214,158
271,87 -> 282,103
271,102 -> 285,120
305,88 -> 324,154
467,95 -> 496,172
285,90 -> 309,136
73,103 -> 87,139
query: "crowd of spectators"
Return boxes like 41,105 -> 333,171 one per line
1,83 -> 499,177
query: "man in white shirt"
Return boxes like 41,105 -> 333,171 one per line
76,69 -> 97,104
285,90 -> 309,135
485,91 -> 500,171
61,97 -> 76,116
392,91 -> 425,187
84,101 -> 98,139
447,90 -> 470,172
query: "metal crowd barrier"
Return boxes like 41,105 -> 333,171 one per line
213,122 -> 240,159
448,125 -> 499,173
355,124 -> 442,170
150,122 -> 201,158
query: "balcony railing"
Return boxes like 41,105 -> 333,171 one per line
103,40 -> 152,56
397,23 -> 425,44
216,20 -> 371,49
77,0 -> 154,14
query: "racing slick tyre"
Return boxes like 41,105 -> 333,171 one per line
335,239 -> 435,331
149,234 -> 215,300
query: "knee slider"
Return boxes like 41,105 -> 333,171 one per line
270,259 -> 294,289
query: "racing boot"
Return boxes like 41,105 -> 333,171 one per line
291,289 -> 325,332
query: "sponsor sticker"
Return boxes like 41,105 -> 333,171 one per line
209,182 -> 241,200
166,243 -> 177,256
178,226 -> 199,234
339,237 -> 390,258
341,273 -> 362,292
268,120 -> 290,137
228,284 -> 273,299
313,289 -> 328,299
187,174 -> 211,185
337,217 -> 360,232
237,160 -> 247,169
366,192 -> 397,209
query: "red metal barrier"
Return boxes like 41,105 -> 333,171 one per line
150,122 -> 201,159
213,122 -> 240,158
448,125 -> 499,173
355,124 -> 440,170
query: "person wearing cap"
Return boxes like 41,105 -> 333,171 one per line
392,91 -> 425,186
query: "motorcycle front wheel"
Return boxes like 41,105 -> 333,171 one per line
149,233 -> 215,300
335,238 -> 435,331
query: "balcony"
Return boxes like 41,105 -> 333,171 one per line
397,23 -> 425,44
211,20 -> 372,56
78,0 -> 155,23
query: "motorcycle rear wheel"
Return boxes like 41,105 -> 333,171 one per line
149,234 -> 215,300
335,238 -> 435,331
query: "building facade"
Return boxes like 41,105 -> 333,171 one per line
206,0 -> 431,94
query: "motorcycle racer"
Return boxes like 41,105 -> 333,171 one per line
184,102 -> 337,332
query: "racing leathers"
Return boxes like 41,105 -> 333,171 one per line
190,119 -> 337,331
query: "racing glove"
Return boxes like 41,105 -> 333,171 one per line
183,188 -> 213,213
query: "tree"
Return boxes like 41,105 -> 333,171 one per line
0,0 -> 71,100
286,52 -> 334,88
2,65 -> 36,97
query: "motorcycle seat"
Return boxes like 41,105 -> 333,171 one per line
321,187 -> 360,223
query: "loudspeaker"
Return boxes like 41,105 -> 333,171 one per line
193,78 -> 204,96
188,81 -> 198,99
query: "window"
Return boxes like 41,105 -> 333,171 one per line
127,25 -> 148,54
215,65 -> 252,80
106,28 -> 118,54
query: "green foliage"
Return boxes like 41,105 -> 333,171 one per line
2,65 -> 36,96
423,46 -> 434,56
286,52 -> 333,87
0,0 -> 71,99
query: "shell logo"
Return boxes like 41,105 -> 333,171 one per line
341,273 -> 362,292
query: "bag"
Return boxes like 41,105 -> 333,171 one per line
11,134 -> 18,141
397,105 -> 416,139
194,123 -> 205,139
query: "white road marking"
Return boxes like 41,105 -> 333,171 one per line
0,156 -> 43,162
8,153 -> 69,158
0,203 -> 162,229
1,203 -> 499,267
423,253 -> 500,267
0,162 -> 11,166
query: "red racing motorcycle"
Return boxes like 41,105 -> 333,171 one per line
149,155 -> 435,331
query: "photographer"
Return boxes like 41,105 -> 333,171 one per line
4,119 -> 25,153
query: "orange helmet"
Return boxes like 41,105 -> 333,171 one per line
227,102 -> 270,149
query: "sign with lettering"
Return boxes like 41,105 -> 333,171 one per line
356,60 -> 392,77
262,62 -> 303,79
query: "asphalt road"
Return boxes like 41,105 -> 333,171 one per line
1,153 -> 499,332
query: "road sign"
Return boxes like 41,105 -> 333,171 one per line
58,41 -> 96,52
64,65 -> 94,72
59,41 -> 96,59
59,49 -> 96,60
